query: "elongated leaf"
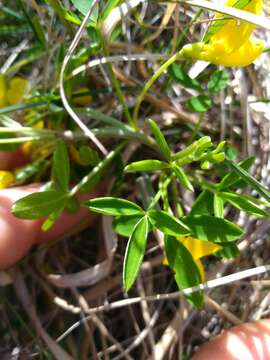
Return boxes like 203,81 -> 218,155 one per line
45,0 -> 82,25
218,156 -> 255,189
225,159 -> 270,202
113,214 -> 144,237
190,190 -> 213,216
52,140 -> 70,191
125,160 -> 169,172
85,197 -> 144,216
173,165 -> 194,192
123,216 -> 149,290
164,235 -> 203,307
148,209 -> 190,236
12,191 -> 68,219
148,119 -> 171,161
213,193 -> 223,218
181,215 -> 243,243
215,242 -> 240,259
219,192 -> 270,218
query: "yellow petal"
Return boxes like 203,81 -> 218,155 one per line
210,0 -> 263,55
163,257 -> 169,266
182,37 -> 264,67
212,38 -> 265,66
7,77 -> 28,105
22,141 -> 33,155
0,171 -> 15,189
0,75 -> 7,108
180,236 -> 222,259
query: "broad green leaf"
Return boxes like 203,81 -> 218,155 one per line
224,159 -> 270,203
181,215 -> 243,243
148,209 -> 190,236
52,140 -> 70,191
12,191 -> 68,219
190,190 -> 213,216
172,165 -> 194,192
213,193 -> 223,218
187,95 -> 212,113
218,156 -> 255,190
123,216 -> 149,290
207,70 -> 229,93
85,197 -> 144,216
148,119 -> 171,161
219,192 -> 270,218
168,64 -> 202,91
113,214 -> 144,237
124,160 -> 169,172
215,242 -> 240,259
164,235 -> 203,307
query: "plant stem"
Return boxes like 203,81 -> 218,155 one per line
148,175 -> 172,210
133,50 -> 185,124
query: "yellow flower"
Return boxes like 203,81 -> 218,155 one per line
183,0 -> 264,67
164,236 -> 222,281
7,77 -> 28,105
0,75 -> 7,108
0,171 -> 15,189
0,75 -> 29,108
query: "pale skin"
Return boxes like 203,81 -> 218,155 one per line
1,151 -> 270,359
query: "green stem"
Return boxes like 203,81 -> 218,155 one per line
148,175 -> 172,210
133,8 -> 204,123
171,178 -> 184,217
133,50 -> 185,124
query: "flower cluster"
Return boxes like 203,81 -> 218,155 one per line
183,0 -> 264,66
